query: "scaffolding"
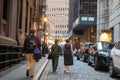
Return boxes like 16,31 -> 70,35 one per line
79,0 -> 97,17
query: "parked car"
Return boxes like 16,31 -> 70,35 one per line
76,48 -> 82,60
109,40 -> 120,78
76,42 -> 93,62
87,47 -> 95,66
87,41 -> 114,70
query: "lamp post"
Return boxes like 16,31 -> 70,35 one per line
43,17 -> 47,43
45,32 -> 48,43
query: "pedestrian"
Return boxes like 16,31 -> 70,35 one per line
42,42 -> 48,57
63,39 -> 74,73
22,27 -> 41,78
51,39 -> 62,73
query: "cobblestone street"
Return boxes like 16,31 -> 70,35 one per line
40,56 -> 119,80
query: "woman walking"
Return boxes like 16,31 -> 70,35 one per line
63,39 -> 74,73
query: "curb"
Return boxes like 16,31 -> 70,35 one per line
33,59 -> 49,80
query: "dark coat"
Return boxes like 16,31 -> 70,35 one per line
51,44 -> 62,57
42,43 -> 48,54
22,34 -> 41,53
64,43 -> 73,65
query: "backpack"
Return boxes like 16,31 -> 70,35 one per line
26,35 -> 36,50
51,44 -> 60,55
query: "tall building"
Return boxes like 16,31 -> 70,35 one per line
46,0 -> 69,41
97,0 -> 120,42
71,0 -> 97,47
68,0 -> 78,35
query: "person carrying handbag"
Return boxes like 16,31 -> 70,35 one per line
51,39 -> 62,73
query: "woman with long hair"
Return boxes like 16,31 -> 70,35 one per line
63,39 -> 74,73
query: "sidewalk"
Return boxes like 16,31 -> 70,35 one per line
0,56 -> 48,80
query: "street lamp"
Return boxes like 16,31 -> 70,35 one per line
45,32 -> 49,43
43,17 -> 47,43
43,17 -> 47,22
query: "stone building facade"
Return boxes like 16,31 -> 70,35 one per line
0,0 -> 42,69
97,0 -> 120,42
0,0 -> 41,47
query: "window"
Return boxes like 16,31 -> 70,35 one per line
109,0 -> 113,11
3,0 -> 8,20
19,0 -> 23,29
2,0 -> 9,36
115,41 -> 120,50
29,7 -> 32,29
25,1 -> 28,33
119,23 -> 120,39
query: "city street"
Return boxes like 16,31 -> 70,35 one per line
1,0 -> 120,80
40,56 -> 119,80
0,56 -> 120,80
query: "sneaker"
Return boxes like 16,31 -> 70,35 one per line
26,70 -> 29,76
30,75 -> 34,78
64,70 -> 66,73
66,70 -> 69,73
64,70 -> 69,73
64,68 -> 67,73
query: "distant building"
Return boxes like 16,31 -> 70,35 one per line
68,0 -> 78,33
46,0 -> 69,41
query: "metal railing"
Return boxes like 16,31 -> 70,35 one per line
0,45 -> 25,69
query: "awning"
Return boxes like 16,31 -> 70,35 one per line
73,16 -> 97,30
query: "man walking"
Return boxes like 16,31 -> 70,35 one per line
22,27 -> 41,78
51,39 -> 62,73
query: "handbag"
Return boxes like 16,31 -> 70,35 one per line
47,54 -> 52,59
33,37 -> 41,61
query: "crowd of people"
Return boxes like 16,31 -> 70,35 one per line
22,27 -> 74,78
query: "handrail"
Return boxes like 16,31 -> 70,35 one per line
0,52 -> 22,55
0,43 -> 22,48
0,44 -> 24,69
0,57 -> 25,64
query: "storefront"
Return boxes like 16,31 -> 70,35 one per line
71,16 -> 97,48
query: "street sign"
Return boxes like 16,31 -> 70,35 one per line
37,31 -> 43,37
